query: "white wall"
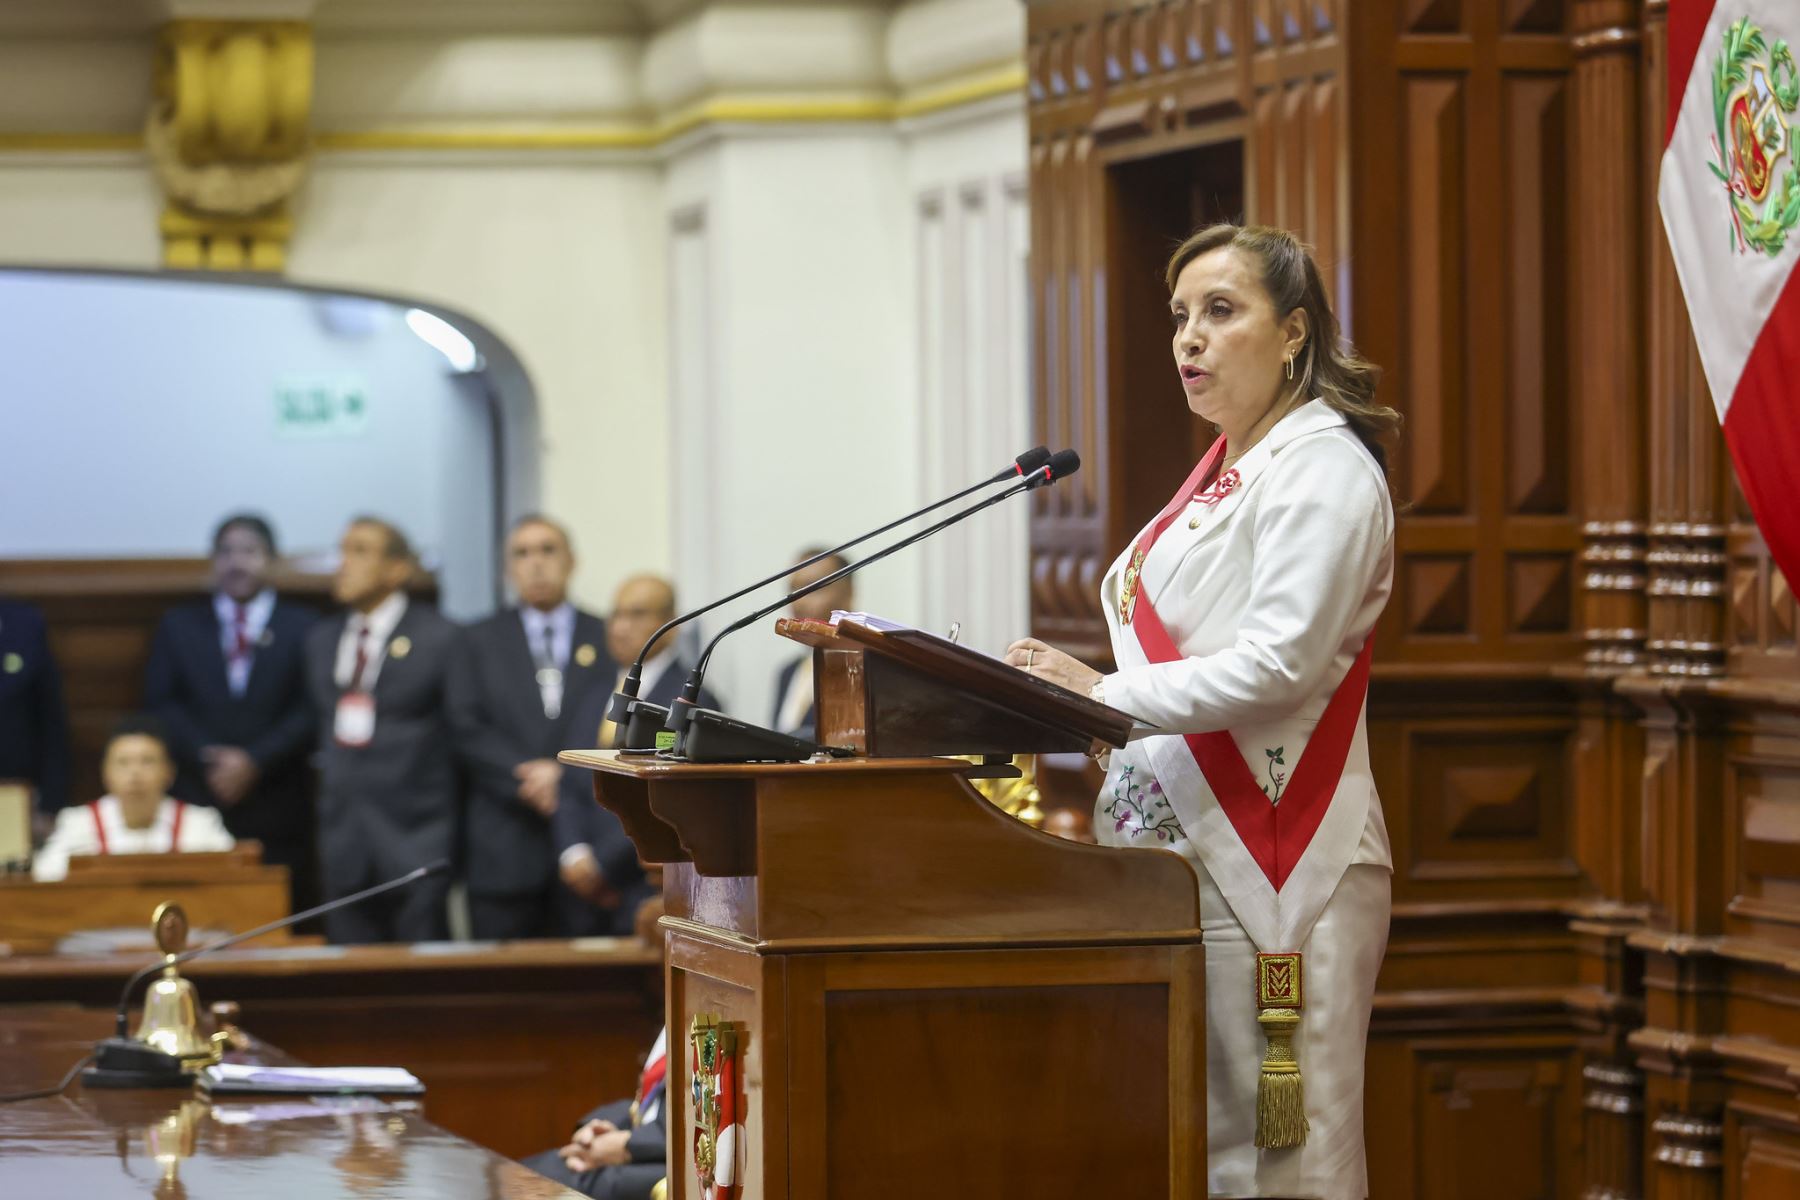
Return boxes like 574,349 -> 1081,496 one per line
286,154 -> 670,616
662,130 -> 915,715
903,99 -> 1031,658
0,270 -> 498,616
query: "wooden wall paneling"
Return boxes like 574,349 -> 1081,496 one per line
1720,699 -> 1800,947
1366,1028 -> 1587,1200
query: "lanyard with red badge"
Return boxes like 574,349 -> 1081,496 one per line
334,624 -> 378,748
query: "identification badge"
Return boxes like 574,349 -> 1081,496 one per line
334,691 -> 376,747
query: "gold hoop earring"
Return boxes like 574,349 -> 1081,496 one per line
1284,353 -> 1295,381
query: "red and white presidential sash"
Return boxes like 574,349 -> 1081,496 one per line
1113,435 -> 1376,957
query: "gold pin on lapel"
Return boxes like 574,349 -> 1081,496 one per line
2,652 -> 21,674
388,636 -> 412,660
575,643 -> 597,668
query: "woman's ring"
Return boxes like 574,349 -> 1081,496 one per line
1026,648 -> 1036,670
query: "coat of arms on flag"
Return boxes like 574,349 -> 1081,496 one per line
689,1013 -> 742,1199
1709,16 -> 1800,254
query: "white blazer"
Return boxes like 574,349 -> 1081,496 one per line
1096,399 -> 1394,953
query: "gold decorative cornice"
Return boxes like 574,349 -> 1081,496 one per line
5,61 -> 1026,158
149,18 -> 314,270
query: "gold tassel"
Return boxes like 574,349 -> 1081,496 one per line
1253,952 -> 1308,1149
1255,1007 -> 1309,1148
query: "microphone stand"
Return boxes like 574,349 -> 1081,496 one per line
607,448 -> 1052,753
666,460 -> 1071,763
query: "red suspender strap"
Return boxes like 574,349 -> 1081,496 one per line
89,802 -> 108,855
1126,444 -> 1375,892
169,802 -> 186,852
638,1051 -> 668,1108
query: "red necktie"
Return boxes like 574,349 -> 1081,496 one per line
232,603 -> 251,660
348,622 -> 372,691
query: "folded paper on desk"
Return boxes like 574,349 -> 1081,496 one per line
200,1064 -> 425,1095
828,610 -> 911,632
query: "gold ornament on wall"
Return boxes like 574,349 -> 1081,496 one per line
147,20 -> 313,272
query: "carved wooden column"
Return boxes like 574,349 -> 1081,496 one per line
1573,0 -> 1647,669
1027,15 -> 1110,666
1640,0 -> 1729,680
1622,677 -> 1730,1200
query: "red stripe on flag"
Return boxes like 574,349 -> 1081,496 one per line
1720,256 -> 1800,590
1665,1 -> 1716,148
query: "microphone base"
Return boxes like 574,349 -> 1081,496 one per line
618,701 -> 674,753
82,1037 -> 193,1089
674,709 -> 822,763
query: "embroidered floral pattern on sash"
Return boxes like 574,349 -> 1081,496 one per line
1102,763 -> 1183,843
1261,746 -> 1288,803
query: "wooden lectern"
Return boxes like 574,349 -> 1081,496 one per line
561,620 -> 1205,1200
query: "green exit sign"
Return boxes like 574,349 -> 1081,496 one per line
275,376 -> 371,438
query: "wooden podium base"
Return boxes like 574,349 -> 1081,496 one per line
562,751 -> 1205,1200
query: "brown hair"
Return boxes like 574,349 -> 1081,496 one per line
1165,224 -> 1400,477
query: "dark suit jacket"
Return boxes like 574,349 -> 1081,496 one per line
552,659 -> 715,933
0,599 -> 69,815
142,596 -> 317,851
769,653 -> 815,739
305,601 -> 461,896
446,607 -> 613,897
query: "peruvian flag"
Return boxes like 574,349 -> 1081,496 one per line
1659,1 -> 1800,586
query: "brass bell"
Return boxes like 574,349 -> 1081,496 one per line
133,903 -> 225,1070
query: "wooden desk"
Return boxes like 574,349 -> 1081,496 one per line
0,848 -> 292,955
0,939 -> 664,1161
0,1003 -> 584,1198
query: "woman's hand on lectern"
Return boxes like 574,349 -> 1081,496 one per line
1004,638 -> 1103,695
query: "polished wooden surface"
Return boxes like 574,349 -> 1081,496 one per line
566,754 -> 1205,1199
0,1003 -> 584,1198
1023,1 -> 1800,1195
565,750 -> 1201,948
0,848 -> 291,955
0,939 -> 664,1164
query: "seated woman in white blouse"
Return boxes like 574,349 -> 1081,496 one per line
33,717 -> 235,882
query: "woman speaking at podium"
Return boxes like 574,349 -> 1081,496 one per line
1007,224 -> 1398,1200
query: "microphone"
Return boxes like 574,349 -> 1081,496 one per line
605,446 -> 1053,751
82,859 -> 450,1089
665,449 -> 1081,762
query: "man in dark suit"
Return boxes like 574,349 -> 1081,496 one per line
448,515 -> 613,940
0,597 -> 70,822
305,517 -> 459,944
553,574 -> 716,936
768,548 -> 854,740
143,514 -> 318,908
522,1026 -> 668,1200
